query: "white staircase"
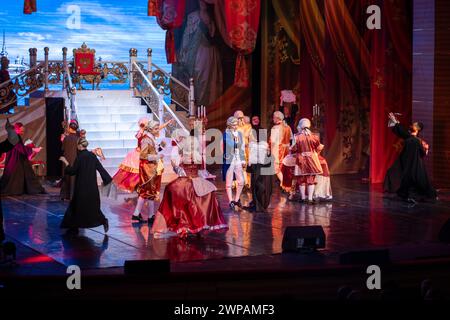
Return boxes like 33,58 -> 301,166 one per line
76,90 -> 148,176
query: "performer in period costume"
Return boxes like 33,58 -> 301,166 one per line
384,113 -> 436,202
245,139 -> 274,213
223,116 -> 246,210
112,117 -> 149,193
152,129 -> 227,238
290,118 -> 323,204
314,150 -> 333,201
234,110 -> 252,188
0,122 -> 45,195
131,119 -> 164,224
112,118 -> 172,195
269,111 -> 293,190
0,119 -> 20,243
60,120 -> 79,201
59,138 -> 112,235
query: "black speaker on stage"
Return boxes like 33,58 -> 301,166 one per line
282,226 -> 326,252
438,219 -> 450,243
339,249 -> 390,265
124,259 -> 170,275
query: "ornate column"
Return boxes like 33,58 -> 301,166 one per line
29,48 -> 37,67
62,47 -> 68,90
44,47 -> 49,91
129,48 -> 138,89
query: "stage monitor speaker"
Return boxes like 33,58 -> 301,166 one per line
438,219 -> 450,243
124,259 -> 170,275
339,249 -> 390,265
282,226 -> 326,252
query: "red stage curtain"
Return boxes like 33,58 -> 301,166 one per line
299,0 -> 325,74
24,0 -> 37,14
147,0 -> 159,17
224,0 -> 261,87
155,0 -> 186,64
324,0 -> 370,84
369,0 -> 412,184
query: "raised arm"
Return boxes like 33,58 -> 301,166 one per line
392,123 -> 410,140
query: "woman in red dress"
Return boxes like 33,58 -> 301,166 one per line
152,130 -> 227,238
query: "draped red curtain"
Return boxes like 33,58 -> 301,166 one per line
369,0 -> 412,183
147,0 -> 159,17
24,0 -> 37,14
153,0 -> 186,64
224,0 -> 261,87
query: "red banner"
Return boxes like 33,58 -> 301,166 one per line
24,0 -> 37,14
155,0 -> 186,64
225,0 -> 261,87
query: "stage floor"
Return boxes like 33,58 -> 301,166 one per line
2,173 -> 450,274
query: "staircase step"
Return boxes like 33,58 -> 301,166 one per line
76,97 -> 142,107
78,114 -> 148,124
76,106 -> 147,115
101,147 -> 136,157
76,90 -> 135,98
81,122 -> 139,131
89,139 -> 137,149
85,131 -> 138,140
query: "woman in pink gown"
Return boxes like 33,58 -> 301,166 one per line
112,117 -> 149,193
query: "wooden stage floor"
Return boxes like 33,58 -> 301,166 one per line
2,173 -> 450,275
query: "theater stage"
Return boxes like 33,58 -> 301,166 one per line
2,172 -> 450,278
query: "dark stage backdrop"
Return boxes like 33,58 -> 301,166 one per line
45,98 -> 64,179
260,0 -> 412,181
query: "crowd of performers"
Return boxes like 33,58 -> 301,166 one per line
0,105 -> 439,243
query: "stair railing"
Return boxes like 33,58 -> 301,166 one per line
132,61 -> 188,138
0,62 -> 45,111
63,63 -> 77,122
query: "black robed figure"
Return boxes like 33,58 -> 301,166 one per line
0,122 -> 45,195
59,138 -> 112,234
0,119 -> 20,243
384,113 -> 437,202
245,116 -> 274,213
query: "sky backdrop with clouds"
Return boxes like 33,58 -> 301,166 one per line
0,0 -> 169,70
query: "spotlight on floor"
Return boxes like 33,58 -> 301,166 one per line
282,226 -> 326,253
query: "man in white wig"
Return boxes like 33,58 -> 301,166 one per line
234,110 -> 252,188
222,116 -> 246,210
269,111 -> 293,190
290,118 -> 323,204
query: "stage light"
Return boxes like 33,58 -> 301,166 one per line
282,226 -> 326,253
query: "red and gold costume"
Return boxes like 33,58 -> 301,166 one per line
292,132 -> 323,185
152,135 -> 227,237
136,133 -> 163,201
270,122 -> 293,174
